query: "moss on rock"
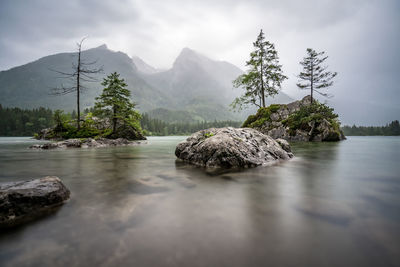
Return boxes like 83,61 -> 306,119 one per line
242,96 -> 345,142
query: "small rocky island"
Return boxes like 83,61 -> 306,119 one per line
0,176 -> 70,227
31,72 -> 147,149
175,127 -> 293,168
243,96 -> 346,142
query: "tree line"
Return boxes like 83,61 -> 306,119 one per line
342,120 -> 400,136
0,105 -> 53,136
140,113 -> 241,136
0,106 -> 241,137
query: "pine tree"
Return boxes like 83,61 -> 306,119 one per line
231,29 -> 287,110
297,48 -> 337,103
94,72 -> 139,134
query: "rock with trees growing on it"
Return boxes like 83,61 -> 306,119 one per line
175,127 -> 293,168
35,72 -> 146,142
242,96 -> 345,142
0,176 -> 70,227
94,72 -> 144,140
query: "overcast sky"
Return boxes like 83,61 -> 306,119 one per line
0,0 -> 399,125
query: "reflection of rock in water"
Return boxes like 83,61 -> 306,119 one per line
293,199 -> 353,226
129,179 -> 169,195
156,174 -> 196,189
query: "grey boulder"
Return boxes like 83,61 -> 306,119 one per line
175,127 -> 293,168
0,176 -> 70,227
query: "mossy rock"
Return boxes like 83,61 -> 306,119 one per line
242,96 -> 345,142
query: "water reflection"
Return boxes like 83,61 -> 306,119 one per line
0,137 -> 399,267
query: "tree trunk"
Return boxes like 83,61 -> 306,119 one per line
260,54 -> 265,108
310,61 -> 314,104
112,106 -> 117,134
76,46 -> 81,130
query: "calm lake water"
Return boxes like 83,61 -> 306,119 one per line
0,136 -> 399,267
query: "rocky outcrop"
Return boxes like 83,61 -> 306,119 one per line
0,176 -> 70,227
34,116 -> 146,141
175,127 -> 293,168
29,138 -> 144,149
243,96 -> 346,142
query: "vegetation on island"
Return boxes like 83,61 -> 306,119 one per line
37,72 -> 145,140
242,104 -> 281,128
243,100 -> 341,138
93,72 -> 142,139
232,30 -> 342,141
282,101 -> 341,138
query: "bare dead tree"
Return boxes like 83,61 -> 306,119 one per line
50,37 -> 103,130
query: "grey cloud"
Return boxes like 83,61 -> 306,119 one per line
0,0 -> 399,125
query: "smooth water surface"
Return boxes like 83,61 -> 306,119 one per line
0,136 -> 399,267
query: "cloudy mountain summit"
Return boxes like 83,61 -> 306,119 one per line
0,45 -> 292,121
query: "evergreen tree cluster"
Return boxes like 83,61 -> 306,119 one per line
232,29 -> 337,111
0,105 -> 53,136
342,120 -> 400,136
140,113 -> 241,136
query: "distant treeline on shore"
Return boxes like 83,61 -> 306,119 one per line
1,105 -> 399,137
342,120 -> 400,136
140,113 -> 241,136
0,105 -> 54,136
0,105 -> 241,137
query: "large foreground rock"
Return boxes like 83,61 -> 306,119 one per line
175,127 -> 293,168
30,138 -> 144,149
0,176 -> 70,227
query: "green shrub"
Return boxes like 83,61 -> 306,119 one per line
284,101 -> 339,133
249,117 -> 267,128
204,132 -> 215,138
242,105 -> 277,128
242,114 -> 257,127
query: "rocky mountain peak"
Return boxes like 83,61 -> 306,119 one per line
96,44 -> 108,50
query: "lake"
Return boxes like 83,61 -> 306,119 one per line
0,136 -> 399,267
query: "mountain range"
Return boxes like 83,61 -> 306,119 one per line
0,44 -> 293,122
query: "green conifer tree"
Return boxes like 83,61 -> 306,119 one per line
231,29 -> 287,110
94,72 -> 140,134
297,48 -> 337,103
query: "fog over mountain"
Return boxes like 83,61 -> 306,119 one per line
0,45 -> 292,121
0,0 -> 399,125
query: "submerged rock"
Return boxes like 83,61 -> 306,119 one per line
0,176 -> 70,227
175,127 -> 293,168
29,138 -> 144,149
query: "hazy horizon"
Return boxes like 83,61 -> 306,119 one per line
0,0 -> 399,125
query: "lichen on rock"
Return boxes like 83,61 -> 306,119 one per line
175,127 -> 293,168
